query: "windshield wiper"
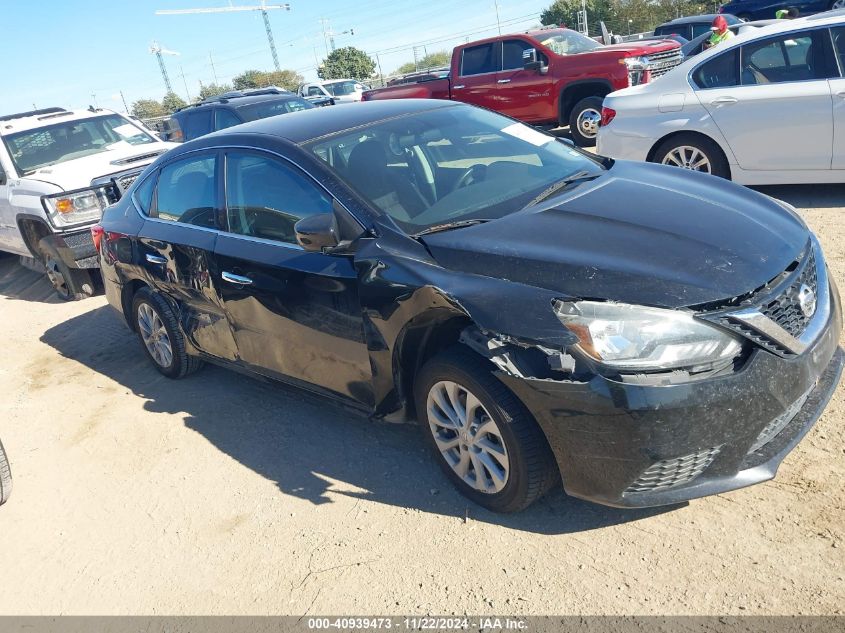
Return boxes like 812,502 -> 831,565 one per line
414,219 -> 491,237
523,170 -> 601,209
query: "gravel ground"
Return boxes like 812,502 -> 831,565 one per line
0,184 -> 843,616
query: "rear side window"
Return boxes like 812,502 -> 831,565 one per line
224,152 -> 332,245
236,97 -> 313,122
691,24 -> 711,39
461,43 -> 498,75
180,110 -> 212,141
832,27 -> 845,75
133,171 -> 157,215
739,31 -> 827,84
154,154 -> 217,227
214,108 -> 241,131
692,49 -> 739,89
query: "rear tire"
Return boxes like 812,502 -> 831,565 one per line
568,96 -> 604,148
0,439 -> 11,506
414,346 -> 559,513
132,287 -> 203,379
651,133 -> 731,179
37,237 -> 95,301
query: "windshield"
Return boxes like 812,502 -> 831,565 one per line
2,114 -> 156,175
306,106 -> 604,233
324,80 -> 366,96
237,97 -> 314,121
533,28 -> 602,55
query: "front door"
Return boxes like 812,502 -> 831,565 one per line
494,38 -> 556,122
452,41 -> 502,111
137,150 -> 239,362
695,29 -> 833,172
212,150 -> 373,406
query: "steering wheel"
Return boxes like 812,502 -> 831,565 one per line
453,163 -> 487,192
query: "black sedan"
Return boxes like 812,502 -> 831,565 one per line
95,99 -> 843,512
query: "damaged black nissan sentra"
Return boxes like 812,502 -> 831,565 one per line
95,99 -> 843,513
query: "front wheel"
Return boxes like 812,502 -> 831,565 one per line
414,347 -> 559,512
37,237 -> 95,301
568,96 -> 604,148
651,134 -> 731,179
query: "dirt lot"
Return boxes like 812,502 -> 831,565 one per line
0,184 -> 843,616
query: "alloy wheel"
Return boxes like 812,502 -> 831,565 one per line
661,145 -> 712,173
137,302 -> 173,368
43,257 -> 70,300
426,380 -> 510,494
833,0 -> 845,8
576,108 -> 601,139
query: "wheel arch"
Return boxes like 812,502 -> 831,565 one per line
121,279 -> 153,331
646,129 -> 732,179
559,79 -> 613,123
15,215 -> 52,260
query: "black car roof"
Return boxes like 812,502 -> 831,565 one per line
174,91 -> 304,116
205,98 -> 460,145
659,13 -> 735,25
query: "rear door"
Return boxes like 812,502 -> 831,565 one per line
212,149 -> 373,406
452,41 -> 502,110
137,150 -> 239,362
694,29 -> 833,171
494,38 -> 556,122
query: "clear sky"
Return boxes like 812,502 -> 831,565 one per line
1,0 -> 552,115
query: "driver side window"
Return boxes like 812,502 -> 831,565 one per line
224,152 -> 332,245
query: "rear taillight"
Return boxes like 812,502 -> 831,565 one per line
91,224 -> 104,252
601,107 -> 616,127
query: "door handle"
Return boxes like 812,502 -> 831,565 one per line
836,91 -> 845,98
221,271 -> 253,285
710,96 -> 738,105
145,254 -> 167,265
497,79 -> 511,84
453,84 -> 465,89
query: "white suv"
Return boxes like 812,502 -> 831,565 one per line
597,11 -> 845,185
0,107 -> 175,299
299,79 -> 369,103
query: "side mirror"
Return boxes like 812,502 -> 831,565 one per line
294,213 -> 339,252
522,48 -> 548,74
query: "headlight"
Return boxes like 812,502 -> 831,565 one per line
554,300 -> 742,371
622,56 -> 648,71
42,186 -> 111,228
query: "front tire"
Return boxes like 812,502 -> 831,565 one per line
651,134 -> 731,179
0,439 -> 11,506
37,237 -> 95,301
568,96 -> 604,148
414,346 -> 558,512
132,287 -> 203,379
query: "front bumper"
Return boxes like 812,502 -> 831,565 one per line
498,279 -> 843,508
41,228 -> 98,269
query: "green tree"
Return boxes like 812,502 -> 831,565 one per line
262,69 -> 304,91
318,47 -> 375,81
232,69 -> 265,90
162,92 -> 187,113
197,82 -> 233,101
130,99 -> 166,119
540,0 -> 615,34
395,50 -> 452,75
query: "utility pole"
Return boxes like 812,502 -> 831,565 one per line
156,3 -> 290,73
209,53 -> 219,84
493,0 -> 502,35
119,90 -> 129,113
180,65 -> 191,102
413,46 -> 420,71
319,18 -> 331,56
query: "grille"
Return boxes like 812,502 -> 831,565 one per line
624,446 -> 721,494
115,172 -> 140,195
646,49 -> 683,79
758,249 -> 817,338
749,386 -> 813,454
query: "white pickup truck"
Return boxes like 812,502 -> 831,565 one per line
299,79 -> 369,103
0,107 -> 175,299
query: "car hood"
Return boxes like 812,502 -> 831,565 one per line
420,161 -> 808,309
24,142 -> 176,191
594,40 -> 681,56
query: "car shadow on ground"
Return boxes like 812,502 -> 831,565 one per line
0,254 -> 60,304
39,304 -> 676,535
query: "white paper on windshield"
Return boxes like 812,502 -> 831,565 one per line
113,123 -> 141,138
500,123 -> 553,147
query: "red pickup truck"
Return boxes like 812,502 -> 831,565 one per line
362,28 -> 682,147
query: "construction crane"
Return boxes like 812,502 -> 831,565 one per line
149,41 -> 180,93
155,2 -> 291,72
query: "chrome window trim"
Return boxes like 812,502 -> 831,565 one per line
131,144 -> 368,251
